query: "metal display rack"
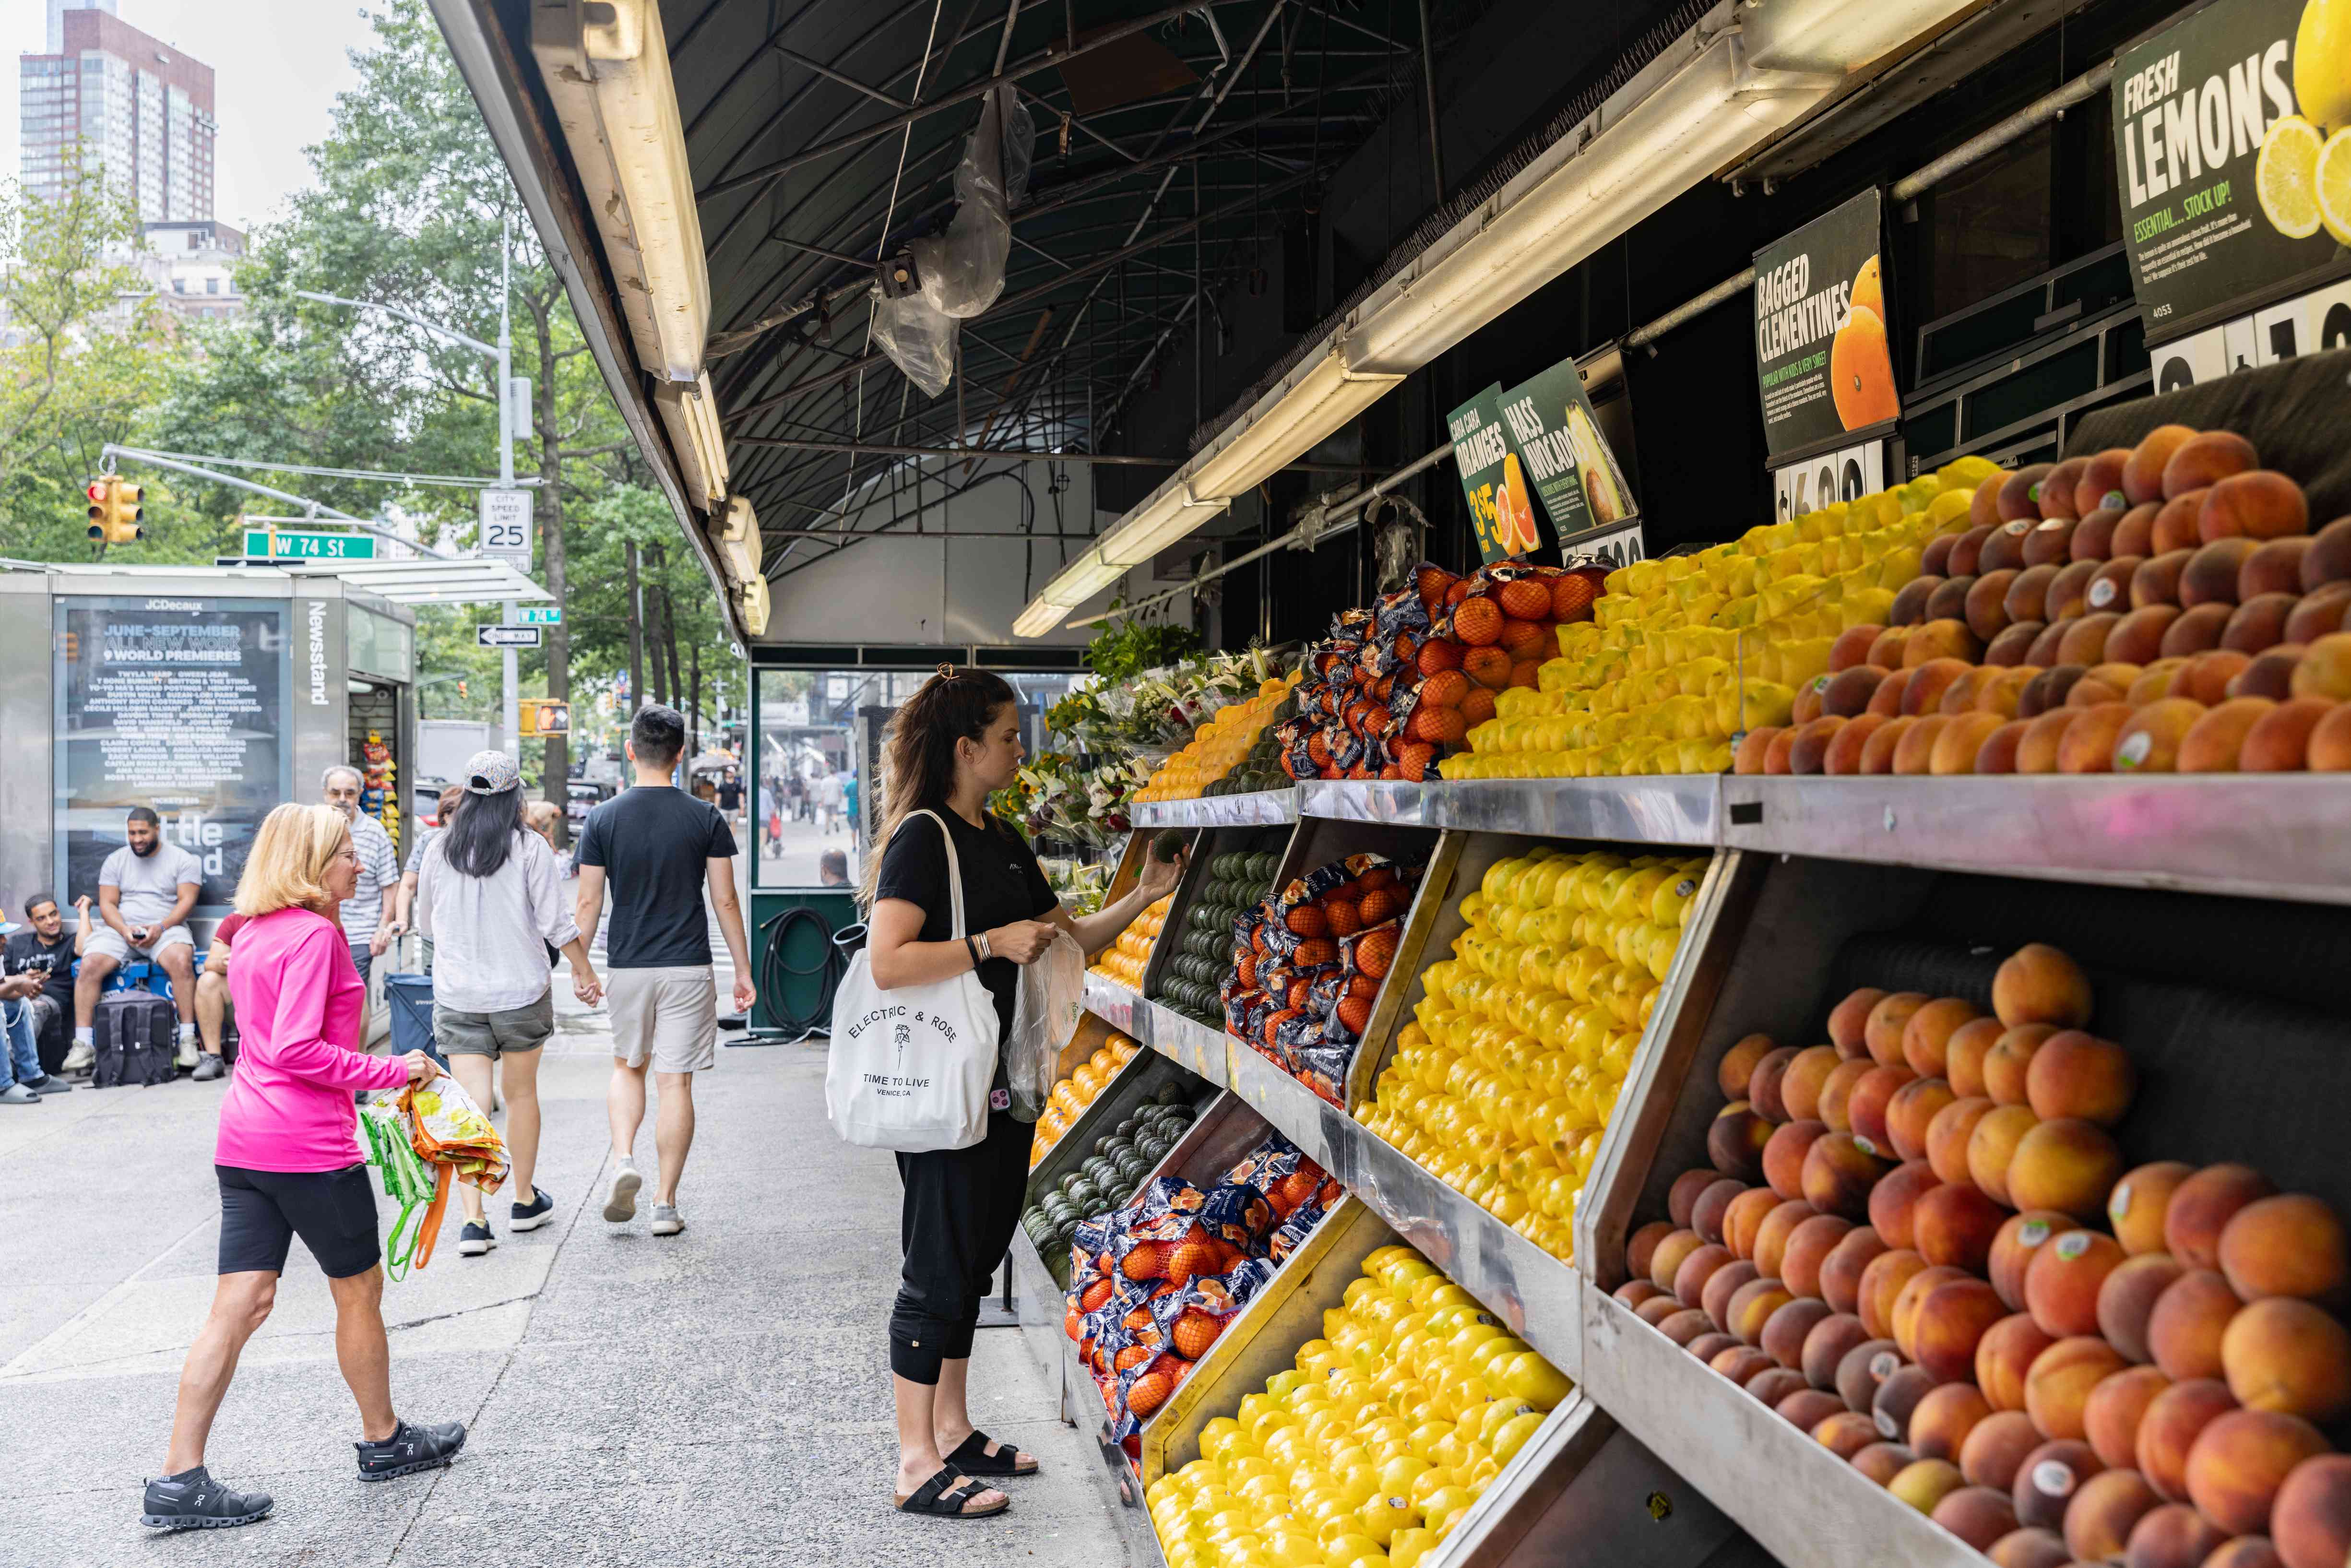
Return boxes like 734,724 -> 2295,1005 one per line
1130,789 -> 1300,828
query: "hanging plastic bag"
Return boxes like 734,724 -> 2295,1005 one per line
913,83 -> 1029,320
871,289 -> 957,398
1007,928 -> 1085,1122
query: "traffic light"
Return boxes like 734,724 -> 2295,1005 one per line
84,477 -> 143,544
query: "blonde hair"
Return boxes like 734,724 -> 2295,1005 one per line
522,800 -> 561,841
235,802 -> 350,916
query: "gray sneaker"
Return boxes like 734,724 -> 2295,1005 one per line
0,1083 -> 37,1105
191,1056 -> 226,1082
603,1164 -> 641,1223
650,1204 -> 684,1236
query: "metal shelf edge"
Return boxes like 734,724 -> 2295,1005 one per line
1132,790 -> 1301,828
1300,778 -> 1720,843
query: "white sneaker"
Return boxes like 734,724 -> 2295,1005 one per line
62,1040 -> 94,1075
603,1164 -> 641,1223
175,1037 -> 199,1069
651,1204 -> 684,1236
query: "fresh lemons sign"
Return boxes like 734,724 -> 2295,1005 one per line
1751,189 -> 1900,463
2113,0 -> 2351,344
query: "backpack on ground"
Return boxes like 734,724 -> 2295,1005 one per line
92,990 -> 177,1088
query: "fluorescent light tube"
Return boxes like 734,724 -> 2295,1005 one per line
737,573 -> 770,637
711,493 -> 761,583
654,373 -> 728,506
1188,354 -> 1403,500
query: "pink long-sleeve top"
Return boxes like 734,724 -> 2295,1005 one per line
215,907 -> 408,1172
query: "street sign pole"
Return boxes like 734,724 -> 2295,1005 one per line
499,221 -> 517,759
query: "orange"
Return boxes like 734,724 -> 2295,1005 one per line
1830,305 -> 1900,430
1850,253 -> 1884,318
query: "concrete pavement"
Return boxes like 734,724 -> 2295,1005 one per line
0,982 -> 1140,1567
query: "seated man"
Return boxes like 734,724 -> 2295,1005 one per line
71,806 -> 203,1073
190,911 -> 247,1082
3,892 -> 85,1078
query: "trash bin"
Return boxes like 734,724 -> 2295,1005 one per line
384,973 -> 445,1070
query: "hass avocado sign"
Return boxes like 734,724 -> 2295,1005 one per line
1751,188 -> 1900,464
2111,0 -> 2351,344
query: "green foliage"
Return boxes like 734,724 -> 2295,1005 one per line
1080,604 -> 1203,686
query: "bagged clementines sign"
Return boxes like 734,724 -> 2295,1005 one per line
1752,189 -> 1901,462
1445,384 -> 1542,564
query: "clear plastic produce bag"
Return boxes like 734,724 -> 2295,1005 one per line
871,289 -> 957,398
1008,929 -> 1086,1122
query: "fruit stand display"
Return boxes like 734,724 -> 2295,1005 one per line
1152,844 -> 1287,1028
1094,894 -> 1174,991
1135,672 -> 1305,803
1032,1029 -> 1145,1167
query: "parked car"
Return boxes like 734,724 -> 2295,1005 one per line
567,779 -> 614,826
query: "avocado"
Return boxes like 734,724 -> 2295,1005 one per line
1152,829 -> 1187,862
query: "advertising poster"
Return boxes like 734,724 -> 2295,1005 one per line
1446,384 -> 1540,563
55,599 -> 290,909
1494,353 -> 1639,546
2112,0 -> 2351,345
1752,189 -> 1900,461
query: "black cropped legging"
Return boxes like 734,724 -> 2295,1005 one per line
890,1108 -> 1030,1384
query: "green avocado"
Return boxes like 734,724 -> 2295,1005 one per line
1152,829 -> 1187,862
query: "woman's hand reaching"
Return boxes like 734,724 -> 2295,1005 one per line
1135,847 -> 1185,903
986,920 -> 1059,965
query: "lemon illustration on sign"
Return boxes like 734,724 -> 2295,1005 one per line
2320,127 -> 2351,246
2258,115 -> 2325,238
2297,0 -> 2351,132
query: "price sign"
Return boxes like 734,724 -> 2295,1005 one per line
478,488 -> 534,565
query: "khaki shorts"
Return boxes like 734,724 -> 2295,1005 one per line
607,967 -> 717,1073
436,988 -> 554,1059
85,924 -> 192,964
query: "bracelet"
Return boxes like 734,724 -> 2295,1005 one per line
977,930 -> 994,962
965,935 -> 981,969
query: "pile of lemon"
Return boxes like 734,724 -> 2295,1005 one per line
1439,456 -> 2004,779
1146,1244 -> 1573,1568
1357,849 -> 1708,1262
1137,674 -> 1301,802
1090,894 -> 1170,990
1032,1033 -> 1140,1164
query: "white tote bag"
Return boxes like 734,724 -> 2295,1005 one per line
826,810 -> 999,1152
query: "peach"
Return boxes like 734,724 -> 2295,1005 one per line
2114,697 -> 2211,772
1650,1229 -> 1709,1293
2074,502 -> 2127,561
1673,1242 -> 1738,1310
2113,1164 -> 2199,1256
1932,710 -> 2010,772
1985,1025 -> 2063,1105
1728,1276 -> 1798,1346
1762,1119 -> 1829,1201
1900,998 -> 1980,1080
1711,1344 -> 1777,1384
2200,472 -> 2310,544
1763,728 -> 1798,773
1905,620 -> 1985,666
1969,570 -> 2022,641
2077,451 -> 2134,516
2050,559 -> 2103,620
1892,576 -> 1945,627
1959,517 -> 2007,570
1847,1064 -> 1918,1159
1627,1222 -> 1675,1282
2059,699 -> 2140,769
1864,991 -> 1928,1068
2029,1336 -> 2132,1441
2008,563 -> 2062,623
2311,705 -> 2351,769
2180,697 -> 2277,770
1754,1199 -> 1821,1281
1717,1033 -> 1777,1100
2125,427 -> 2198,506
1870,1160 -> 1944,1250
1821,1226 -> 1889,1316
1993,1210 -> 2075,1310
1689,1331 -> 1740,1364
1615,1279 -> 1666,1312
2241,537 -> 2313,599
1982,1312 -> 2063,1412
1891,1457 -> 1969,1515
1659,1307 -> 1713,1344
2016,1437 -> 2109,1531
2114,505 -> 2162,558
2306,515 -> 2351,587
1916,1181 -> 2008,1275
2066,1468 -> 2165,1563
1778,1387 -> 1849,1431
1638,1293 -> 1684,1327
2183,538 -> 2259,607
2242,698 -> 2334,770
2202,1535 -> 2287,1568
2164,431 -> 2259,498
2125,1502 -> 2232,1568
1989,1526 -> 2075,1568
2293,633 -> 2351,700
1670,1167 -> 1720,1227
1969,1103 -> 2045,1206
2088,1365 -> 2176,1471
2061,614 -> 2125,666
2175,650 -> 2255,703
1704,1258 -> 1762,1331
1838,1335 -> 1905,1414
1968,1409 -> 2049,1490
2221,594 -> 2298,655
1777,1046 -> 1838,1123
1828,987 -> 1885,1058
1893,713 -> 1953,775
2151,1270 -> 2247,1382
1944,1018 -> 2004,1099
1830,624 -> 1888,671
2170,1168 -> 2280,1270
2155,497 -> 2209,556
1980,665 -> 2042,717
1861,1249 -> 1930,1342
1762,1294 -> 1837,1370
2271,1452 -> 2351,1568
2127,659 -> 2191,705
1804,1310 -> 1874,1390
1723,1188 -> 1782,1262
1815,1408 -> 1880,1459
1692,1177 -> 1747,1244
1733,725 -> 1782,775
1853,1441 -> 1917,1486
2028,1229 -> 2128,1338
1803,1132 -> 1891,1222
2220,1298 -> 2351,1423
2024,1031 -> 2137,1126
2219,1195 -> 2350,1305
1877,1362 -> 1949,1445
2284,584 -> 2351,643
1915,1277 -> 2010,1383
1747,1045 -> 1803,1120
2105,1255 -> 2193,1364
1817,1056 -> 1876,1131
1928,1095 -> 1998,1186
2137,1378 -> 2240,1502
1995,945 -> 2092,1030
1913,1378 -> 1997,1461
2091,559 -> 2141,613
1823,711 -> 1891,773
1888,1078 -> 1959,1162
1782,1212 -> 1855,1300
2114,604 -> 2187,665
1924,534 -> 1963,575
1789,715 -> 1848,773
1708,1102 -> 1775,1182
2028,621 -> 2079,666
2009,1118 -> 2123,1220
2016,708 -> 2080,772
2185,1409 -> 2328,1535
2227,646 -> 2307,701
1937,1484 -> 2023,1549
1895,1265 -> 1971,1362
1748,1365 -> 1811,1406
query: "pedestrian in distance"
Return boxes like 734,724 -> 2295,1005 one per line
416,752 -> 601,1257
863,665 -> 1184,1518
322,765 -> 403,1002
141,803 -> 460,1533
817,849 -> 849,888
574,705 -> 753,1239
2,892 -> 87,1081
191,913 -> 245,1081
71,807 -> 202,1074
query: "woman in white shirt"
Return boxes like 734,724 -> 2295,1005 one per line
416,752 -> 602,1256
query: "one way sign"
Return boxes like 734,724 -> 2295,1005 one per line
476,625 -> 543,649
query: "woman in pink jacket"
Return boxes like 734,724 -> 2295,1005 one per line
142,803 -> 464,1532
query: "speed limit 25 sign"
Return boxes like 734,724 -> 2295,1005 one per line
478,488 -> 534,566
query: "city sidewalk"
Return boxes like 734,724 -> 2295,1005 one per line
0,973 -> 1138,1566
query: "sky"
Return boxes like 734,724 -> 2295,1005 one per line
4,0 -> 380,233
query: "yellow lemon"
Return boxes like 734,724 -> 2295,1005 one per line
2319,127 -> 2351,246
1491,1410 -> 1549,1465
2298,0 -> 2351,132
2259,115 -> 2325,239
1500,1351 -> 1574,1411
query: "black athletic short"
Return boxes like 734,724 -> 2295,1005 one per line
216,1164 -> 381,1279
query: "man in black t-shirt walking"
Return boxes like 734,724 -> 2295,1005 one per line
574,706 -> 755,1237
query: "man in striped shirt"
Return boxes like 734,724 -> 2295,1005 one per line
322,766 -> 402,992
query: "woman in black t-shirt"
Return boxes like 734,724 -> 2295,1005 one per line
865,665 -> 1182,1519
